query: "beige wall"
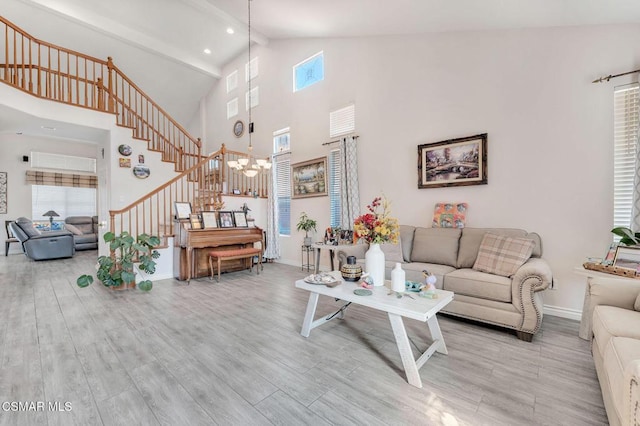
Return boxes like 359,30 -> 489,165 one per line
0,134 -> 98,254
201,24 -> 640,316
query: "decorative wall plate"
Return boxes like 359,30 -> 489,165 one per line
132,165 -> 150,179
118,144 -> 132,156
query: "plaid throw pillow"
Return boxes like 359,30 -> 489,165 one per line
472,233 -> 535,277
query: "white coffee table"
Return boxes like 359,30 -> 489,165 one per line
295,272 -> 454,388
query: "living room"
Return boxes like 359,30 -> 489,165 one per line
1,1 -> 639,424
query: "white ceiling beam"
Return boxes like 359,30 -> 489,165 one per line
181,0 -> 269,46
18,0 -> 222,78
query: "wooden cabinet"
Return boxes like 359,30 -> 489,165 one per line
173,220 -> 263,281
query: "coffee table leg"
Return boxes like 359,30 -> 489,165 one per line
427,315 -> 448,355
388,313 -> 422,388
301,292 -> 319,337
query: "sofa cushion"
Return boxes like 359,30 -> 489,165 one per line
15,217 -> 41,238
64,224 -> 83,235
603,337 -> 640,423
399,225 -> 416,263
593,305 -> 640,359
65,216 -> 94,235
458,228 -> 536,268
402,262 -> 456,289
443,268 -> 512,303
472,233 -> 535,277
410,227 -> 461,268
635,292 -> 640,311
381,236 -> 404,263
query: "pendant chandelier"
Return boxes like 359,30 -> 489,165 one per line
227,0 -> 271,178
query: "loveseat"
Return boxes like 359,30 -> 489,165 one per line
584,276 -> 640,426
9,217 -> 75,260
64,216 -> 98,250
337,226 -> 553,341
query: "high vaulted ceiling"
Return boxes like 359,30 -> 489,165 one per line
2,0 -> 640,140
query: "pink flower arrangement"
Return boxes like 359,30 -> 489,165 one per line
353,196 -> 399,245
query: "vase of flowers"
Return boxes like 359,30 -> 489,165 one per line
353,196 -> 399,286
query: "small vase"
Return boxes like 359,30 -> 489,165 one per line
365,243 -> 385,286
391,262 -> 405,292
341,255 -> 362,282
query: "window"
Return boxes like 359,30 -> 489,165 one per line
330,104 -> 355,138
329,149 -> 341,228
275,155 -> 291,236
32,185 -> 97,220
293,51 -> 324,92
273,127 -> 290,153
274,128 -> 291,236
614,84 -> 640,229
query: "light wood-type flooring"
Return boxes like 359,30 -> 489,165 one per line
0,251 -> 607,425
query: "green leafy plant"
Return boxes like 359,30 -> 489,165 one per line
612,226 -> 640,246
76,231 -> 161,291
296,212 -> 317,246
296,212 -> 317,235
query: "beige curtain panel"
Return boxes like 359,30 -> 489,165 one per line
26,171 -> 97,189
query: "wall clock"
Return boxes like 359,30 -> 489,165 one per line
233,120 -> 245,138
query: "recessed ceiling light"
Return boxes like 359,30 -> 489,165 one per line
226,27 -> 234,35
41,126 -> 56,131
203,48 -> 211,55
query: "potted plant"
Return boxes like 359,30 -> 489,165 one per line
76,231 -> 160,291
296,212 -> 317,247
612,227 -> 640,246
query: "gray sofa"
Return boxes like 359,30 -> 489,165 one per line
9,217 -> 75,260
584,276 -> 640,426
64,216 -> 98,250
337,226 -> 553,341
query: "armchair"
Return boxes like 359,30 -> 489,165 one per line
9,217 -> 75,260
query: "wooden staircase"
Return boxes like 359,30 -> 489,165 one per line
0,15 -> 269,244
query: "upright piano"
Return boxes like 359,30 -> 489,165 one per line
173,220 -> 264,281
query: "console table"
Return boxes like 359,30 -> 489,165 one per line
311,243 -> 352,273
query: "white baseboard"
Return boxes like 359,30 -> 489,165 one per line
543,304 -> 582,321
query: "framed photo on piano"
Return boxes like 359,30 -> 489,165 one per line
174,202 -> 192,220
218,211 -> 235,228
233,211 -> 248,227
201,211 -> 218,229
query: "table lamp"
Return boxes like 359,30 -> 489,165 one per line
43,210 -> 59,227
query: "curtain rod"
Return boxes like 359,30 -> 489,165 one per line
322,135 -> 359,146
593,68 -> 640,83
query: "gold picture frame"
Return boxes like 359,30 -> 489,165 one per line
291,157 -> 327,199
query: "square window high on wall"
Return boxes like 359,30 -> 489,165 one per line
293,51 -> 324,92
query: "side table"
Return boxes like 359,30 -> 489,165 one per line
301,245 -> 314,272
311,243 -> 353,274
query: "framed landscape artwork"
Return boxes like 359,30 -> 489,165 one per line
417,133 -> 488,189
291,157 -> 327,199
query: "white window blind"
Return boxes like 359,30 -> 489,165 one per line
32,185 -> 97,220
614,84 -> 640,229
275,154 -> 291,236
330,104 -> 355,138
329,149 -> 341,228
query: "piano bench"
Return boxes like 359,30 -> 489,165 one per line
208,247 -> 263,282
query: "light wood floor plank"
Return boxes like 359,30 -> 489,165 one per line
0,251 -> 609,425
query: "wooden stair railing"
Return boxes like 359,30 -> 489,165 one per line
109,144 -> 270,244
0,15 -> 200,172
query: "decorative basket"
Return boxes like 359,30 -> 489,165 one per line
583,262 -> 640,279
